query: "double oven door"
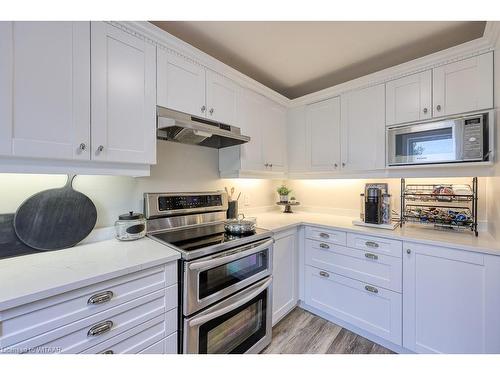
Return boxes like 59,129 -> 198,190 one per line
182,237 -> 274,354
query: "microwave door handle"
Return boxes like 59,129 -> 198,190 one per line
188,277 -> 272,327
188,238 -> 274,271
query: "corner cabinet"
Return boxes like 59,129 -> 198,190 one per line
272,229 -> 298,326
403,242 -> 500,353
219,88 -> 287,178
91,22 -> 156,164
0,21 -> 91,160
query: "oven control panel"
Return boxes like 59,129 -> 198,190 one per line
158,194 -> 223,211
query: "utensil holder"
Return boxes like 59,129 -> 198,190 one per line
227,201 -> 238,219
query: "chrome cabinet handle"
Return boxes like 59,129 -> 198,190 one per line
87,291 -> 114,305
264,163 -> 269,167
79,143 -> 87,151
319,233 -> 330,239
334,163 -> 338,168
209,108 -> 214,115
201,105 -> 206,113
269,163 -> 273,168
406,249 -> 411,254
319,243 -> 330,249
97,145 -> 104,153
365,252 -> 379,260
365,241 -> 379,248
423,107 -> 428,114
365,285 -> 378,294
101,350 -> 114,354
319,271 -> 330,278
342,162 -> 346,167
436,104 -> 442,112
87,320 -> 113,337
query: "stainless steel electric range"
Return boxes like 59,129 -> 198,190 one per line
144,191 -> 273,354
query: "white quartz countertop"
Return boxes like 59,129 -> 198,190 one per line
0,237 -> 180,311
253,211 -> 500,256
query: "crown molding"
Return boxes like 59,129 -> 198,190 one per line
117,21 -> 290,107
112,21 -> 496,111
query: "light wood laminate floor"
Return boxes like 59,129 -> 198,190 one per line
262,307 -> 394,354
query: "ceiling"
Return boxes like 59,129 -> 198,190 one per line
151,21 -> 486,99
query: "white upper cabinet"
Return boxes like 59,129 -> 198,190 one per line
403,242 -> 500,354
91,22 -> 156,165
262,99 -> 287,171
0,21 -> 90,160
305,97 -> 341,171
341,84 -> 385,171
433,52 -> 493,117
157,49 -> 206,117
206,70 -> 239,125
385,70 -> 432,126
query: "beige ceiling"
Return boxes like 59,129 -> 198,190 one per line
151,21 -> 486,99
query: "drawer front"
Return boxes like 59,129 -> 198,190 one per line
140,332 -> 178,354
304,265 -> 402,345
305,227 -> 346,246
82,308 -> 177,354
1,262 -> 177,346
5,286 -> 175,353
347,233 -> 402,258
305,240 -> 402,292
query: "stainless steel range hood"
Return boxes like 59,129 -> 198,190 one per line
156,106 -> 250,149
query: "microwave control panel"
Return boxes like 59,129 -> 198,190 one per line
463,117 -> 484,160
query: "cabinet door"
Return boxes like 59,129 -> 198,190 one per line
0,21 -> 90,159
305,97 -> 341,171
262,99 -> 287,171
206,70 -> 239,125
157,48 -> 206,117
287,107 -> 307,172
91,22 -> 156,164
385,70 -> 431,125
341,84 -> 385,171
403,242 -> 488,353
433,52 -> 493,117
272,230 -> 298,325
237,88 -> 265,171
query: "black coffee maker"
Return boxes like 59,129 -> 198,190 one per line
364,187 -> 383,224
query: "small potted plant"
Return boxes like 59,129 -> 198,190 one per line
277,185 -> 292,203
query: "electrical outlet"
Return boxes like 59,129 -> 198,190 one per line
243,194 -> 251,206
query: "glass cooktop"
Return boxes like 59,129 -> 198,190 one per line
149,223 -> 271,260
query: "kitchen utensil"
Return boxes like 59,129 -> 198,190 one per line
115,211 -> 147,241
14,174 -> 97,251
227,201 -> 238,219
225,187 -> 230,201
236,192 -> 241,201
0,214 -> 39,259
224,214 -> 256,235
230,187 -> 235,200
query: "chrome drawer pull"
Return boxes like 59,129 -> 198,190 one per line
365,252 -> 379,260
87,291 -> 114,305
365,285 -> 378,294
319,271 -> 330,278
319,243 -> 330,249
87,320 -> 114,337
319,233 -> 330,239
101,350 -> 114,354
365,241 -> 379,248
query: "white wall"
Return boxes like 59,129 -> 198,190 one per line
0,141 -> 282,229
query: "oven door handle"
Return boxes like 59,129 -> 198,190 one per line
188,238 -> 274,271
188,277 -> 272,328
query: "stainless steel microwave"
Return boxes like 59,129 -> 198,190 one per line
387,111 -> 494,166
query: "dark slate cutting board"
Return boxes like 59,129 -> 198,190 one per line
0,213 -> 40,260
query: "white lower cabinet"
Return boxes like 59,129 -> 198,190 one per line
272,229 -> 298,325
304,265 -> 402,345
403,242 -> 500,354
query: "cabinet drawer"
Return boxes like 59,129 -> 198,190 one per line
1,262 -> 177,347
139,332 -> 178,354
304,265 -> 402,345
82,308 -> 177,354
5,286 -> 175,353
347,233 -> 402,258
305,227 -> 346,246
305,240 -> 402,292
